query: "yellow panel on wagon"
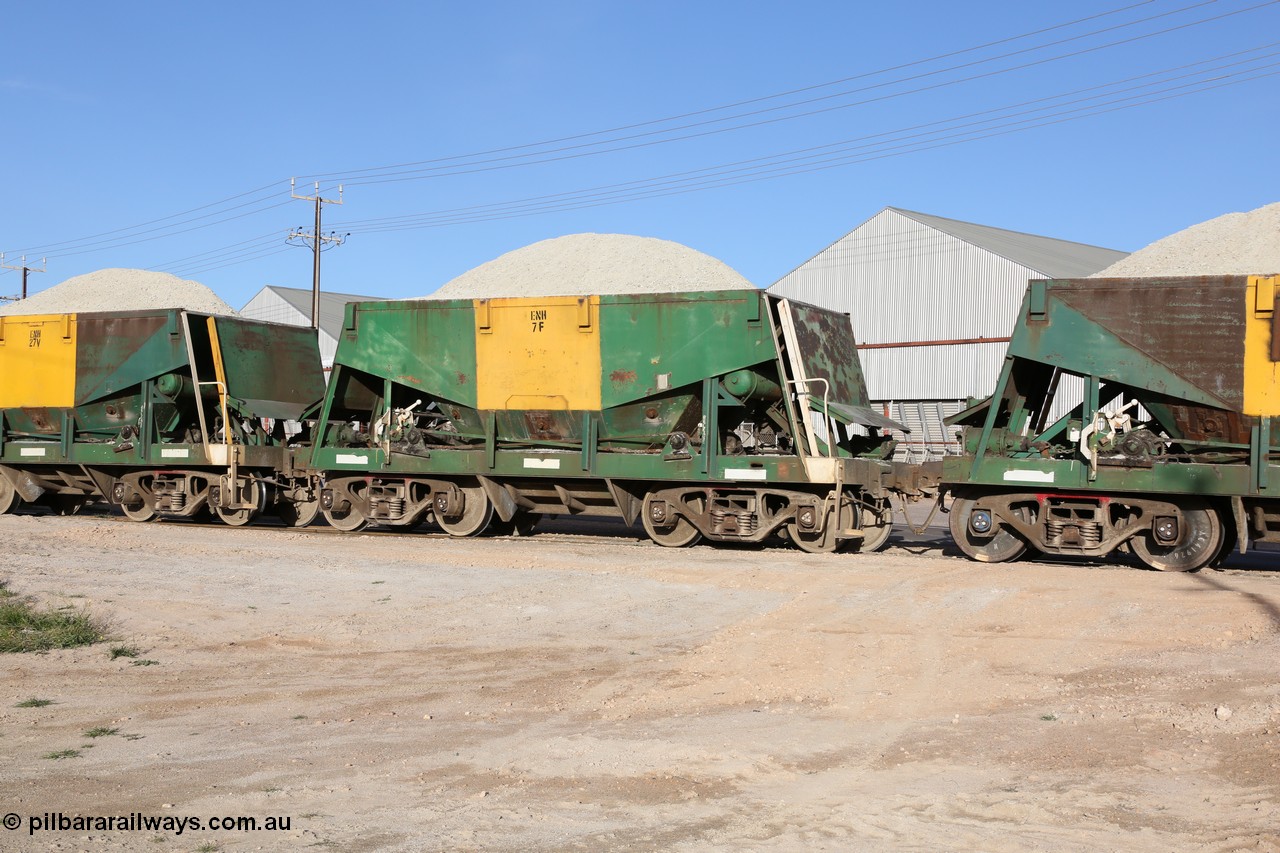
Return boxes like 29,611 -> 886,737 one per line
1243,275 -> 1280,417
0,314 -> 77,408
474,296 -> 601,411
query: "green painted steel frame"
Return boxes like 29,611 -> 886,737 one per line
951,276 -> 1280,501
1,309 -> 323,494
315,291 -> 892,491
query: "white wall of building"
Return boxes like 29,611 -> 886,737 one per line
770,208 -> 1123,461
771,208 -> 1041,401
239,288 -> 341,370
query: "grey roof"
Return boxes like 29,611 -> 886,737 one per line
251,285 -> 384,337
888,207 -> 1128,278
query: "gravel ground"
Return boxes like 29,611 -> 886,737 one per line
1091,200 -> 1280,277
0,509 -> 1277,852
423,234 -> 758,299
0,269 -> 237,316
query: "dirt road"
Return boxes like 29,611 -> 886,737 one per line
1,512 -> 1277,852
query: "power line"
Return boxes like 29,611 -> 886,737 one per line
0,254 -> 47,299
134,45 -> 1279,278
11,196 -> 296,262
327,49 -> 1279,233
97,39 -> 1280,279
155,236 -> 292,278
6,181 -> 290,257
167,244 -> 295,280
336,68 -> 1278,231
3,1 -> 1246,263
300,0 -> 1170,182
329,0 -> 1276,188
146,233 -> 284,271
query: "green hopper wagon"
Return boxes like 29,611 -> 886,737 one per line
944,274 -> 1280,571
0,309 -> 325,525
312,289 -> 928,551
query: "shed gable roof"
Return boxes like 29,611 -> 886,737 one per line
887,207 -> 1127,278
248,285 -> 384,338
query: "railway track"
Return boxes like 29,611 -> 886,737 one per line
29,503 -> 1279,574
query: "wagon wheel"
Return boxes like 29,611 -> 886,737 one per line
948,494 -> 1029,563
277,484 -> 321,528
1130,501 -> 1223,572
214,478 -> 264,527
641,494 -> 702,548
321,484 -> 368,533
1209,522 -> 1238,569
851,501 -> 893,553
121,499 -> 157,523
436,484 -> 494,537
788,496 -> 856,554
0,477 -> 21,515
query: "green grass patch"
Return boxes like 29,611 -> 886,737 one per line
43,749 -> 81,760
0,582 -> 107,653
15,697 -> 55,708
131,659 -> 159,667
84,727 -> 119,738
109,645 -> 140,659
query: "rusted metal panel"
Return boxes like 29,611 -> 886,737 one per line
1050,276 -> 1246,410
212,316 -> 326,420
784,299 -> 871,409
1167,404 -> 1252,444
1008,277 -> 1244,412
75,312 -> 186,406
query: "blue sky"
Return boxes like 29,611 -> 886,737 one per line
2,1 -> 1277,307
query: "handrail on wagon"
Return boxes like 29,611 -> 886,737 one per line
786,377 -> 835,458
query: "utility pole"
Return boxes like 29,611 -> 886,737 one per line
0,254 -> 46,300
287,179 -> 347,329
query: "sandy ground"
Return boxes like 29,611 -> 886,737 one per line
0,508 -> 1277,853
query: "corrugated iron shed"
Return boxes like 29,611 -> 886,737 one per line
240,285 -> 384,369
769,207 -> 1126,459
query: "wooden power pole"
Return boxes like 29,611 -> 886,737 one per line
0,254 -> 46,299
287,179 -> 346,329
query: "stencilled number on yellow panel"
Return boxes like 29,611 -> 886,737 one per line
531,308 -> 547,333
28,329 -> 41,348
